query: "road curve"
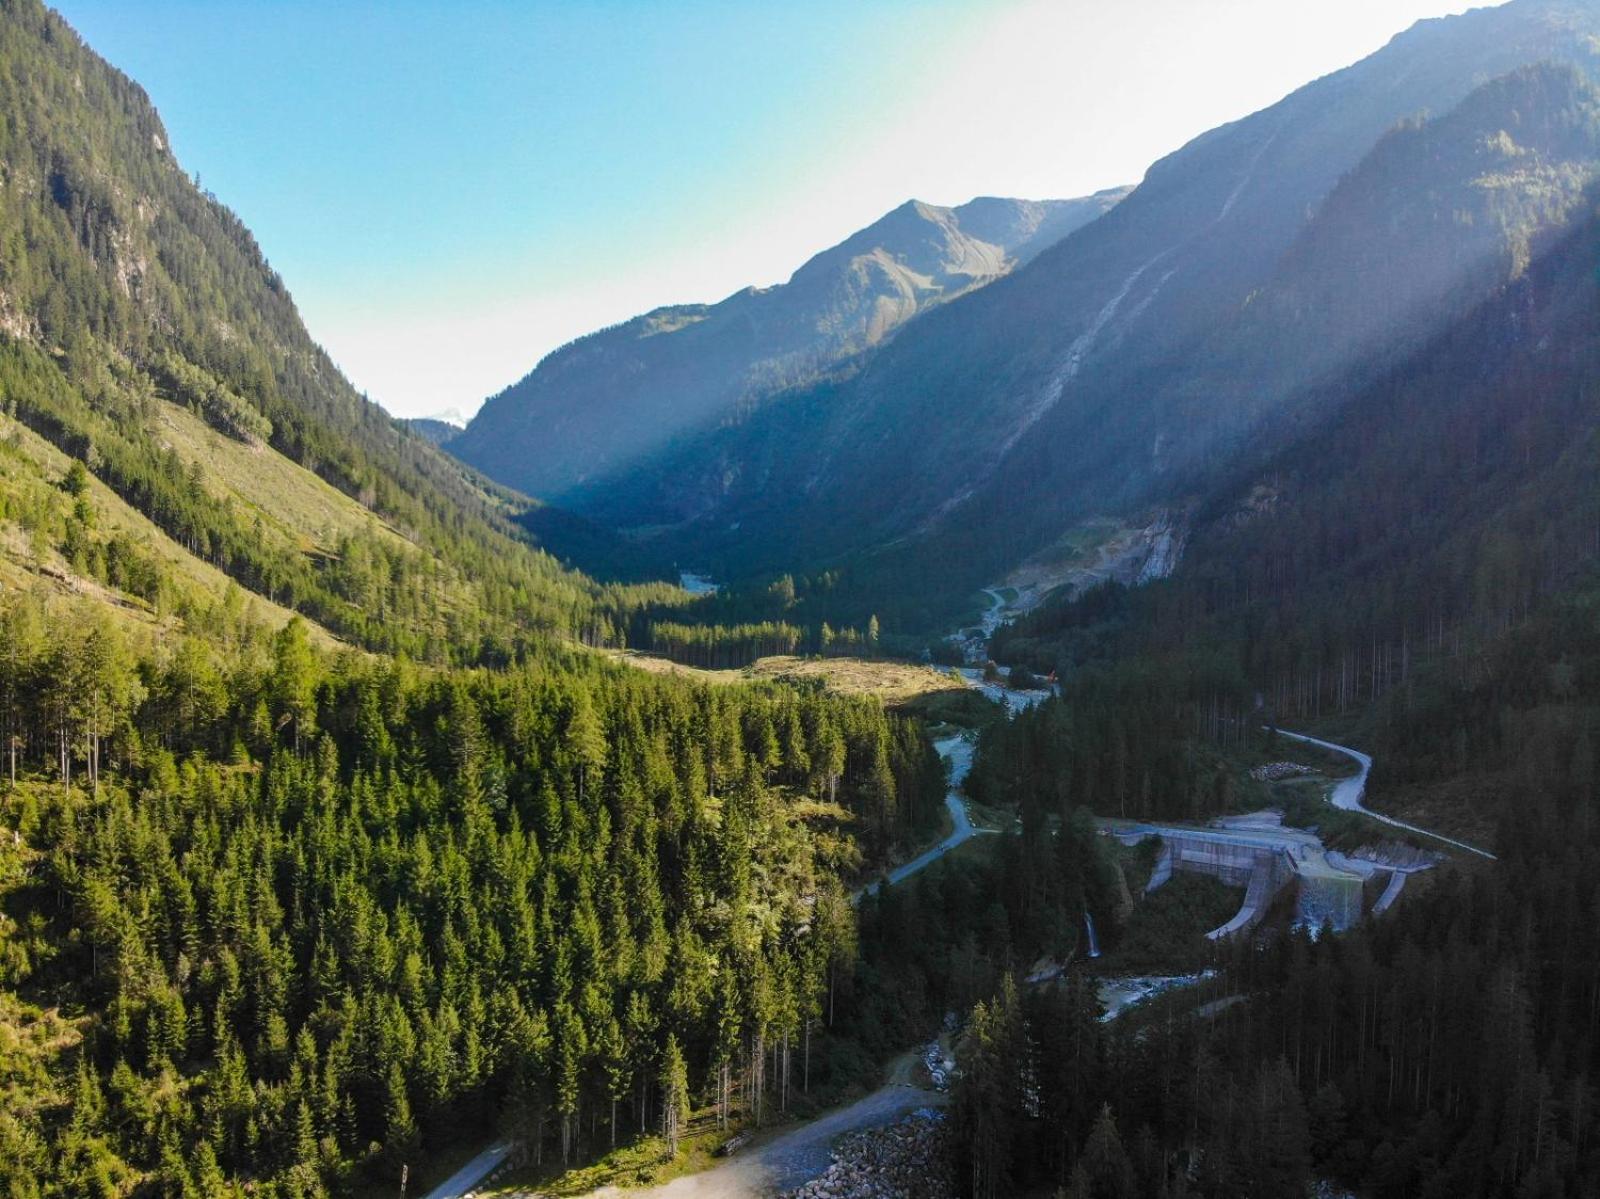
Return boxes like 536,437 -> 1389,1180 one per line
856,666 -> 1056,904
1273,729 -> 1496,860
436,676 -> 1026,1198
855,734 -> 992,904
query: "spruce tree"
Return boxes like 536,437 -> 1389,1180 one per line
660,1034 -> 690,1157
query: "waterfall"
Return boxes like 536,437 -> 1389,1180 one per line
1295,873 -> 1364,934
1084,910 -> 1101,959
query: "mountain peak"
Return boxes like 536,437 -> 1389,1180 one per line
451,187 -> 1127,500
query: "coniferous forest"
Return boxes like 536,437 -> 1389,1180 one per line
0,592 -> 942,1195
8,0 -> 1600,1196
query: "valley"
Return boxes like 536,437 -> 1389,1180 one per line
2,1 -> 1600,1197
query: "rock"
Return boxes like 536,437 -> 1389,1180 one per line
782,1110 -> 954,1199
1250,761 -> 1311,782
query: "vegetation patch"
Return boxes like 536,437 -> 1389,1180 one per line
747,656 -> 966,705
1272,779 -> 1401,852
1101,874 -> 1240,974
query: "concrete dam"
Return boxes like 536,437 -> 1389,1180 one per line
1111,819 -> 1368,940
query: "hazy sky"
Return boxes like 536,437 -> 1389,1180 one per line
57,0 -> 1480,420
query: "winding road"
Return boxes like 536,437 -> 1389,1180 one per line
1273,729 -> 1496,860
433,683 -> 1027,1198
855,734 -> 990,904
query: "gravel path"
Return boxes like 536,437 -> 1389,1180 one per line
570,1085 -> 947,1199
855,735 -> 989,904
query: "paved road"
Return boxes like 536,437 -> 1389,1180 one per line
1273,729 -> 1496,860
422,1140 -> 513,1199
855,734 -> 991,904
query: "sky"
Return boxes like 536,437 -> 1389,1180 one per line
56,0 -> 1482,421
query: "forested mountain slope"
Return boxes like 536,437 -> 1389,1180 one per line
0,602 -> 945,1195
450,189 -> 1128,503
0,0 -> 684,663
404,417 -> 461,448
0,4 -> 960,1196
993,168 -> 1600,839
953,183 -> 1600,1199
567,0 -> 1600,632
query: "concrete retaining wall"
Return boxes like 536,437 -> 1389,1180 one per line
1136,829 -> 1296,940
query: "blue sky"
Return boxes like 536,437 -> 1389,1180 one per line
56,0 -> 1476,419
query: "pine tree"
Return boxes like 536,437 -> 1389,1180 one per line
270,617 -> 317,753
1081,1105 -> 1136,1199
564,692 -> 607,805
660,1034 -> 690,1157
382,1060 -> 418,1167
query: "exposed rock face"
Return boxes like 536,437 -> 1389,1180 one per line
1250,762 -> 1311,782
784,1109 -> 954,1199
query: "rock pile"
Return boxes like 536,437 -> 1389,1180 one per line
784,1109 -> 953,1199
1250,761 -> 1310,782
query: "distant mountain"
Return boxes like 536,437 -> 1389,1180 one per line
407,416 -> 462,447
559,0 -> 1600,630
449,189 -> 1129,499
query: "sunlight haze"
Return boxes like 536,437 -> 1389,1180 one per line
57,0 -> 1478,419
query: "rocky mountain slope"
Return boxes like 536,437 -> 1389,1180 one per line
449,189 -> 1129,500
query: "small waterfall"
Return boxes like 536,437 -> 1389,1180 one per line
1295,873 -> 1364,934
1084,910 -> 1102,959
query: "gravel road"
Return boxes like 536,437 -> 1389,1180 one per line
566,1084 -> 946,1199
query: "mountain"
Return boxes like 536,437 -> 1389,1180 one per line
406,416 -> 463,447
1000,168 -> 1600,714
0,0 -> 686,662
959,167 -> 1600,1199
0,7 -> 954,1197
551,0 -> 1600,631
449,188 -> 1129,500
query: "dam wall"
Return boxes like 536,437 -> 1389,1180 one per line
1123,827 -> 1297,940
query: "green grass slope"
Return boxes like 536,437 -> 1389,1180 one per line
0,0 -> 681,662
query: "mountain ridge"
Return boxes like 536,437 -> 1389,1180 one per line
449,186 -> 1130,500
547,0 -> 1600,632
0,0 -> 678,661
